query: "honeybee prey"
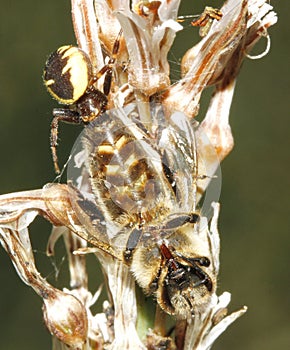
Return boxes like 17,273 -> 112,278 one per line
67,102 -> 217,318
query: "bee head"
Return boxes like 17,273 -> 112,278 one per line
155,244 -> 215,318
127,214 -> 216,319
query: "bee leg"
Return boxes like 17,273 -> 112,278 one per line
179,255 -> 213,291
50,108 -> 82,174
192,264 -> 213,292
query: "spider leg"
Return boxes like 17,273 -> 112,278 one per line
90,29 -> 123,96
103,29 -> 123,95
50,108 -> 82,174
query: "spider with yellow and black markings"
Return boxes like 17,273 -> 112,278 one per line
43,30 -> 123,174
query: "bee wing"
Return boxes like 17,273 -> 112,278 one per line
44,183 -> 126,259
67,103 -> 202,250
159,111 -> 199,213
75,104 -> 177,230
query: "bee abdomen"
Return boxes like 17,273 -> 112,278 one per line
86,124 -> 165,217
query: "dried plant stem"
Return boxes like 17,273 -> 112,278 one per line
0,1 -> 277,349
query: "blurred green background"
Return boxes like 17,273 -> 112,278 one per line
0,1 -> 289,349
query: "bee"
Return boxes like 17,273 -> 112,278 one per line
43,31 -> 122,174
67,102 -> 217,319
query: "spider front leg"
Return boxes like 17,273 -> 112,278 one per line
90,29 -> 123,96
50,108 -> 83,174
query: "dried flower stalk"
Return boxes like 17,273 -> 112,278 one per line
0,0 -> 277,349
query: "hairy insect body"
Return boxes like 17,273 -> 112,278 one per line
83,111 -> 174,225
130,224 -> 215,317
71,104 -> 216,318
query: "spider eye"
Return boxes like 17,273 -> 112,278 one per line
43,45 -> 93,104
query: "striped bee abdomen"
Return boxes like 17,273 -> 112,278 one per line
82,110 -> 175,223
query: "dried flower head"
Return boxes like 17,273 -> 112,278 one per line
0,0 -> 277,349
